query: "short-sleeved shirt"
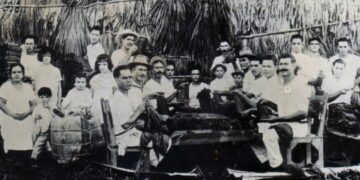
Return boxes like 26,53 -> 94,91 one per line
111,49 -> 128,68
0,81 -> 36,151
86,43 -> 105,70
143,76 -> 176,98
329,54 -> 360,81
34,64 -> 62,107
20,53 -> 41,79
62,87 -> 92,111
245,76 -> 267,97
189,82 -> 209,109
211,56 -> 241,79
32,104 -> 52,133
322,74 -> 353,104
243,71 -> 255,92
128,81 -> 144,110
109,90 -> 141,156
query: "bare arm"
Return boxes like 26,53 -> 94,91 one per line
0,97 -> 14,118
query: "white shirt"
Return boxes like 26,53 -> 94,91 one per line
62,87 -> 92,112
34,64 -> 62,107
246,76 -> 267,97
111,49 -> 128,68
243,71 -> 255,92
143,76 -> 176,98
211,55 -> 241,79
0,81 -> 36,151
109,90 -> 141,156
209,77 -> 234,92
86,43 -> 105,70
20,53 -> 41,79
292,52 -> 320,79
258,76 -> 312,137
32,104 -> 52,133
262,75 -> 281,102
322,74 -> 353,104
128,81 -> 143,110
329,54 -> 360,81
188,82 -> 209,109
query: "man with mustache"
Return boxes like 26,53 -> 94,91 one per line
128,55 -> 151,110
251,54 -> 313,175
211,41 -> 240,79
143,56 -> 177,103
111,29 -> 139,68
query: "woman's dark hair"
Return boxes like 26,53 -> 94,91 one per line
94,54 -> 113,74
9,63 -> 25,76
37,46 -> 54,62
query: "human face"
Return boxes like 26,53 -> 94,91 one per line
90,30 -> 101,44
309,40 -> 320,53
332,62 -> 345,78
39,95 -> 50,106
278,58 -> 294,78
219,41 -> 231,52
24,38 -> 35,54
122,35 -> 136,50
250,60 -> 263,77
153,62 -> 164,79
233,75 -> 243,87
191,69 -> 201,83
11,66 -> 24,83
43,53 -> 51,65
117,69 -> 133,91
214,67 -> 225,79
291,38 -> 303,53
98,61 -> 109,73
74,77 -> 87,90
165,65 -> 175,79
337,41 -> 350,57
262,60 -> 276,79
239,58 -> 250,71
132,65 -> 148,83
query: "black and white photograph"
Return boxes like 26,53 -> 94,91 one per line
1,0 -> 360,179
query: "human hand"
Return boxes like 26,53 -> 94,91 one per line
129,45 -> 138,54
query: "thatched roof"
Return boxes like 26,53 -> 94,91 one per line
1,0 -> 360,73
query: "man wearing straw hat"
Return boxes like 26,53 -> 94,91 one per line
111,29 -> 139,68
238,47 -> 256,93
128,55 -> 151,110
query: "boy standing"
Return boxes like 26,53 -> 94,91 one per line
86,26 -> 105,70
31,87 -> 53,161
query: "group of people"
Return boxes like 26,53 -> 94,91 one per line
0,24 -> 360,175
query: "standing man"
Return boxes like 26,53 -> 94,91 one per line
306,37 -> 331,74
20,35 -> 41,80
262,55 -> 279,86
111,29 -> 139,67
329,38 -> 360,82
0,64 -> 36,164
86,25 -> 105,70
290,34 -> 317,79
128,55 -> 151,109
251,54 -> 313,175
211,41 -> 240,79
238,48 -> 256,92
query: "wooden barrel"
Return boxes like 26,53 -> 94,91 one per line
50,114 -> 104,163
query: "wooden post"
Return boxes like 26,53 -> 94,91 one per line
101,99 -> 118,178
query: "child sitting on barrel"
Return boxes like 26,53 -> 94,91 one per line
61,73 -> 92,115
31,87 -> 53,162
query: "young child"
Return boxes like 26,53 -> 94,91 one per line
61,73 -> 92,115
33,46 -> 62,108
31,87 -> 53,161
89,54 -> 117,123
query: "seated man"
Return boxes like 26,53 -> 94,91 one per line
245,56 -> 267,98
322,59 -> 352,104
251,54 -> 313,175
188,65 -> 209,109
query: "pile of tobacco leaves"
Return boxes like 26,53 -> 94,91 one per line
327,103 -> 360,136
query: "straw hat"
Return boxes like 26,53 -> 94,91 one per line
117,29 -> 139,40
149,56 -> 166,66
238,47 -> 257,59
128,55 -> 151,69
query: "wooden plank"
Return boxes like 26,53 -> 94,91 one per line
171,130 -> 259,146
